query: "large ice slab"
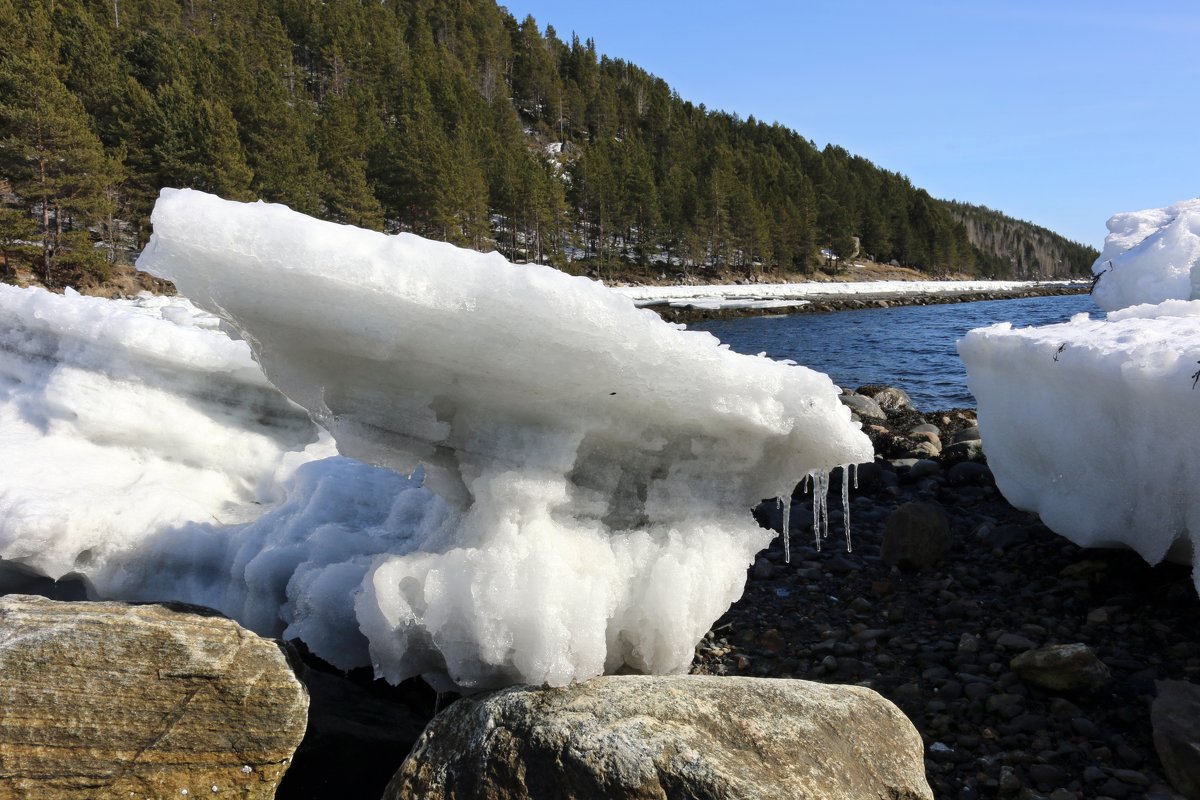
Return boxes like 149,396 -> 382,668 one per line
130,189 -> 874,689
959,302 -> 1200,590
0,285 -> 328,585
1091,198 -> 1200,311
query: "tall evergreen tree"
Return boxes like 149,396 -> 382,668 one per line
0,46 -> 122,284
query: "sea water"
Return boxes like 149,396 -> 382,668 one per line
692,294 -> 1102,409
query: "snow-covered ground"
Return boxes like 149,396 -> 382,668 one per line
0,189 -> 873,691
960,199 -> 1200,591
615,279 -> 1082,311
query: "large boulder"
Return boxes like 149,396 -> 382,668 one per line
1153,680 -> 1200,799
0,595 -> 308,799
384,674 -> 933,800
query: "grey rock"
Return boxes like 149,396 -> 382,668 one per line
1152,680 -> 1200,799
951,427 -> 981,444
1010,643 -> 1112,692
0,595 -> 308,800
907,441 -> 941,459
947,461 -> 993,486
867,386 -> 914,412
910,423 -> 941,437
986,693 -> 1027,719
882,502 -> 952,569
943,440 -> 986,462
840,392 -> 887,420
385,675 -> 934,800
905,458 -> 941,479
909,430 -> 941,447
996,632 -> 1038,650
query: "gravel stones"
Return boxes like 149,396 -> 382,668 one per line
689,386 -> 1200,800
882,501 -> 951,569
1010,643 -> 1113,693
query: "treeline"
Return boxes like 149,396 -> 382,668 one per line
945,201 -> 1101,280
0,0 -> 1097,288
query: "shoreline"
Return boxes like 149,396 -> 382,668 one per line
691,388 -> 1199,799
633,283 -> 1091,324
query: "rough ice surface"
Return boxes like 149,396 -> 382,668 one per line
1090,198 -> 1200,311
23,186 -> 881,691
0,285 -> 331,588
961,204 -> 1200,592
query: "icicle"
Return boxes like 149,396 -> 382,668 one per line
781,496 -> 791,564
852,462 -> 859,490
819,470 -> 829,545
841,463 -> 852,553
811,468 -> 829,551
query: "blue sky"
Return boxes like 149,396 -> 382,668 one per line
500,1 -> 1200,249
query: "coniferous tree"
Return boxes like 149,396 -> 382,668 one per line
0,43 -> 122,284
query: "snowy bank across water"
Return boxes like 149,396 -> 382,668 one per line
614,279 -> 1083,311
0,188 -> 878,691
962,199 -> 1200,592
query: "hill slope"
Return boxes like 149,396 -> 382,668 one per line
0,0 -> 1097,290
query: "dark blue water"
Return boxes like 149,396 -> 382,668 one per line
693,294 -> 1102,409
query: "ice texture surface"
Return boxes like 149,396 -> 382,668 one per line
961,309 -> 1200,589
82,187 -> 865,690
0,285 -> 330,585
966,199 -> 1200,592
1091,198 -> 1200,311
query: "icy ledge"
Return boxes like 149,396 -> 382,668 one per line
962,199 -> 1200,593
120,188 -> 870,690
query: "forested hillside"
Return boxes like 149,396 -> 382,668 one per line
0,0 -> 1097,290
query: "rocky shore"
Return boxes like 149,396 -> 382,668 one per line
273,381 -> 1199,799
693,386 -> 1200,800
3,381 -> 1196,799
650,283 -> 1089,324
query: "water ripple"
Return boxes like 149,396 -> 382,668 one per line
693,294 -> 1101,410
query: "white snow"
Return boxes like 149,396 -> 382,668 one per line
962,198 -> 1200,592
615,279 -> 1081,311
0,188 -> 873,691
0,285 -> 331,586
1091,198 -> 1200,311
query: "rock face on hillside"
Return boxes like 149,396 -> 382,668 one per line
0,595 -> 308,799
384,674 -> 933,800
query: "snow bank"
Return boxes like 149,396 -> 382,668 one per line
1091,198 -> 1200,311
616,279 -> 1080,311
0,285 -> 329,586
0,186 -> 873,691
960,302 -> 1200,591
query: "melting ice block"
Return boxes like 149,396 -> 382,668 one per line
130,188 -> 872,689
0,285 -> 328,586
959,302 -> 1200,591
1091,198 -> 1200,312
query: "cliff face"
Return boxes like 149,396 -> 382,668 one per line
947,201 -> 1099,279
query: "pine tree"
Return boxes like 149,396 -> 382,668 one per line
0,46 -> 122,285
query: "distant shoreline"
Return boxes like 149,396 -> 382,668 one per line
622,282 -> 1090,324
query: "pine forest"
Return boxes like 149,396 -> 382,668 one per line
0,0 -> 1100,290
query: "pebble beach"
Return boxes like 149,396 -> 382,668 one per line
692,390 -> 1200,800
